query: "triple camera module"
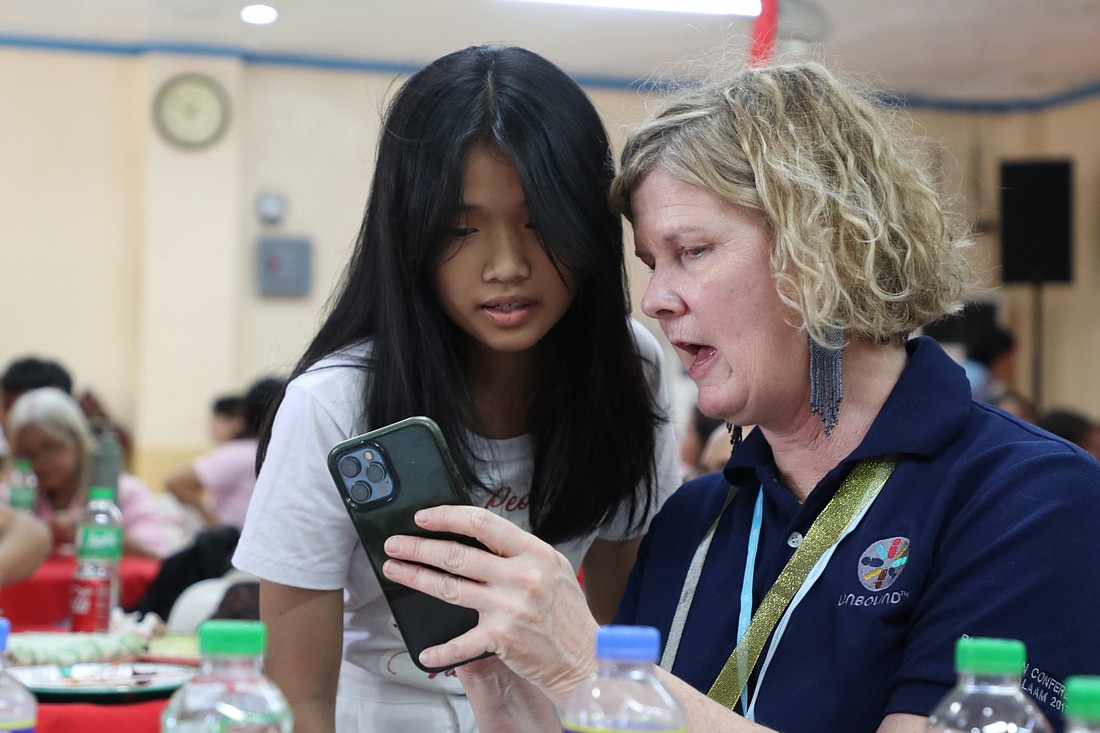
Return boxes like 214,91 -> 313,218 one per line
337,446 -> 397,507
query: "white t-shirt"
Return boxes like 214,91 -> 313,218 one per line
233,319 -> 680,699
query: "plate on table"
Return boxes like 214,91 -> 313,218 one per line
10,662 -> 198,703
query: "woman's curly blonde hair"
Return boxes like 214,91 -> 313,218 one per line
613,61 -> 972,346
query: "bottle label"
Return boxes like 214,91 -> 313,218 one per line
71,576 -> 112,632
0,722 -> 35,732
8,485 -> 36,511
563,721 -> 682,726
76,525 -> 123,560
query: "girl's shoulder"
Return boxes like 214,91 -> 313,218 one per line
292,340 -> 374,391
628,317 -> 660,352
628,317 -> 669,387
281,340 -> 374,429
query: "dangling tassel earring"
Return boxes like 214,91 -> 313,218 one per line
809,327 -> 844,436
726,422 -> 743,450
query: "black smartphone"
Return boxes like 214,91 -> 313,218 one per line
327,415 -> 491,673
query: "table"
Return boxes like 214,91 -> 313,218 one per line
38,699 -> 168,733
0,554 -> 160,631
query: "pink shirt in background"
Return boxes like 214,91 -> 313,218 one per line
34,473 -> 186,558
192,437 -> 259,530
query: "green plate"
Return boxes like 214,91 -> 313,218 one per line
10,662 -> 197,703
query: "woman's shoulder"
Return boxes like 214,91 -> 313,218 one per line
947,403 -> 1100,510
653,472 -> 729,526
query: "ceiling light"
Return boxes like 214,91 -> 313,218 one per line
240,4 -> 279,25
507,0 -> 760,14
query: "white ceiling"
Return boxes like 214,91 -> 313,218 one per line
3,0 -> 1100,108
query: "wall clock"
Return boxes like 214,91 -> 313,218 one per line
152,73 -> 230,150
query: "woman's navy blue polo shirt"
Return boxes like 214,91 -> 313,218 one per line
616,337 -> 1100,733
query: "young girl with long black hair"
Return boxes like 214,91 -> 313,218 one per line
233,45 -> 680,732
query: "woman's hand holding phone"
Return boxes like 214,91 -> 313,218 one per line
381,504 -> 599,709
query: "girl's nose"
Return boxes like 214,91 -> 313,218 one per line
484,230 -> 532,283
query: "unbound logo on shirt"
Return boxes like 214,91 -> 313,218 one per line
857,536 -> 909,591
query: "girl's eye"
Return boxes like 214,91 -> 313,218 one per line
450,227 -> 477,238
525,221 -> 539,230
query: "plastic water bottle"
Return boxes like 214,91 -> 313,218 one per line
0,617 -> 37,732
926,636 -> 1053,733
70,486 -> 123,632
562,625 -> 685,733
1066,676 -> 1100,732
89,423 -> 123,492
161,619 -> 293,732
5,459 -> 37,512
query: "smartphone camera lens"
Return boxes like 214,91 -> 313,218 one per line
349,480 -> 372,503
339,456 -> 361,478
365,462 -> 386,483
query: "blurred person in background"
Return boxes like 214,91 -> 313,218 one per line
208,393 -> 246,445
5,387 -> 187,558
0,356 -> 73,471
0,354 -> 133,471
962,326 -> 1017,403
165,377 -> 283,530
989,389 -> 1037,423
0,504 -> 51,586
1039,408 -> 1100,461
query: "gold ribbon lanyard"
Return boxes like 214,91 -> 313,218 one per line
659,455 -> 899,715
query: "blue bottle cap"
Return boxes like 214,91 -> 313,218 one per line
0,617 -> 10,652
595,625 -> 660,663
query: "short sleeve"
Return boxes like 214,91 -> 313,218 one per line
232,376 -> 362,590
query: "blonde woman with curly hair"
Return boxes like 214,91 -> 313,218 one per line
378,61 -> 1100,733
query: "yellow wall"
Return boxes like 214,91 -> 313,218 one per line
3,44 -> 1099,489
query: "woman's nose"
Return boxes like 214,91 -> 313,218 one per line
640,270 -> 684,320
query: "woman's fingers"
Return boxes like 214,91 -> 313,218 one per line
415,505 -> 534,558
381,504 -> 600,700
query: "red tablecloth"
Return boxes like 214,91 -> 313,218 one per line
0,555 -> 160,631
38,698 -> 167,733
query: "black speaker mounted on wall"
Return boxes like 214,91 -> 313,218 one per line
999,160 -> 1073,284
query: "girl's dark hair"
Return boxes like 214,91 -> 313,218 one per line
259,45 -> 662,544
241,377 -> 284,440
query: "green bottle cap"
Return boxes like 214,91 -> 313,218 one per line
88,486 -> 115,502
1066,677 -> 1100,723
13,458 -> 32,473
955,637 -> 1026,676
198,619 -> 267,657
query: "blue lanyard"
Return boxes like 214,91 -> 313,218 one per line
735,490 -> 764,713
736,483 -> 885,721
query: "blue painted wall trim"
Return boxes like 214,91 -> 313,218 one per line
4,32 -> 1100,112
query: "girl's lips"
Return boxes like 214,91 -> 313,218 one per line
481,298 -> 536,327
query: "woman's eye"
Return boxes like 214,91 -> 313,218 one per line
684,246 -> 707,259
450,227 -> 477,238
525,221 -> 539,230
